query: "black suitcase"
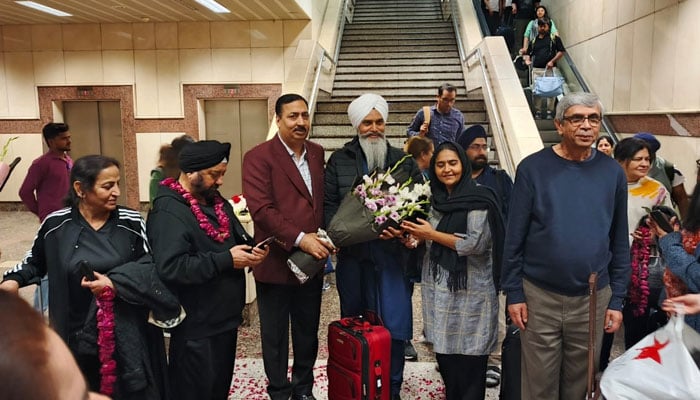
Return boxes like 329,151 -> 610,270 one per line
499,324 -> 521,400
495,13 -> 515,51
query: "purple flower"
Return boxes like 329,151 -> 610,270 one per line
364,199 -> 378,212
389,211 -> 400,222
374,215 -> 387,225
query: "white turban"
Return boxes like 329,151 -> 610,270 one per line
347,93 -> 388,130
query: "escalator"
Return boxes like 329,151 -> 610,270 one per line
471,0 -> 619,147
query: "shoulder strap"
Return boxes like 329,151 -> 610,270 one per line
422,106 -> 431,126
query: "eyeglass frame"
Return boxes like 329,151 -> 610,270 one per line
467,143 -> 490,152
561,113 -> 602,127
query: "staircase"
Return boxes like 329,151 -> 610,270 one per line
311,0 -> 488,157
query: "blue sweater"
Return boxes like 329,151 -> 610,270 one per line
501,148 -> 630,310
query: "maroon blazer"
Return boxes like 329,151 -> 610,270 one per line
242,135 -> 325,285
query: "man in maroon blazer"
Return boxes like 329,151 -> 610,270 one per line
243,94 -> 333,400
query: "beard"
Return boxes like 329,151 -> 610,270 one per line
470,157 -> 488,172
190,173 -> 220,204
358,134 -> 388,172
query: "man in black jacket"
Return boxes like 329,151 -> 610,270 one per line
147,140 -> 268,400
324,93 -> 424,400
524,17 -> 565,119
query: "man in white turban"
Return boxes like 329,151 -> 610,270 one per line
324,93 -> 425,400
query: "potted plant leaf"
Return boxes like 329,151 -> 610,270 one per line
0,136 -> 20,192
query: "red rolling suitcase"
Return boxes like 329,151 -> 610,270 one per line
327,314 -> 391,400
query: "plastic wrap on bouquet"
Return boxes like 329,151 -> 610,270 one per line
287,251 -> 326,284
600,315 -> 700,400
286,233 -> 335,284
326,192 -> 382,247
323,155 -> 431,248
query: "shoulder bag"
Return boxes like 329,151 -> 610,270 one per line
533,66 -> 564,98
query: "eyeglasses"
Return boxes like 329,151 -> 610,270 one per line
562,114 -> 602,127
438,97 -> 456,104
467,144 -> 490,152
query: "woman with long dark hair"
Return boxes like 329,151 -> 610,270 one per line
1,155 -> 182,399
401,141 -> 504,400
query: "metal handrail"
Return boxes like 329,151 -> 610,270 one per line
448,0 -> 466,62
308,48 -> 334,121
309,0 -> 353,122
449,0 -> 516,176
333,0 -> 354,67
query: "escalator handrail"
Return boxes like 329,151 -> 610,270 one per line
561,52 -> 618,144
467,0 -> 619,143
449,0 -> 517,176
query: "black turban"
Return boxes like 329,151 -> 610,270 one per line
456,125 -> 487,150
179,140 -> 231,173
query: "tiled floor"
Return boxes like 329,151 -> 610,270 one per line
1,210 -> 624,399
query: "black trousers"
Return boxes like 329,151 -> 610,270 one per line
435,353 -> 488,400
168,329 -> 238,400
256,276 -> 323,400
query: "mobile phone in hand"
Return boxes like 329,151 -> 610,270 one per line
650,210 -> 674,233
78,260 -> 96,281
255,236 -> 275,249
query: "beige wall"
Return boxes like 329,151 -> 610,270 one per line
0,18 -> 321,202
548,0 -> 699,113
0,20 -> 313,119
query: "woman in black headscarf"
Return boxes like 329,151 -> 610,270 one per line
401,141 -> 504,400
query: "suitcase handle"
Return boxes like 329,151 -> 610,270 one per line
339,318 -> 372,329
374,360 -> 383,398
339,311 -> 385,329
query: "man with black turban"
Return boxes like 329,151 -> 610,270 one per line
147,139 -> 269,400
324,93 -> 424,400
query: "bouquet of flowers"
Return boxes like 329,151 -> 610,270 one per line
326,155 -> 431,247
287,155 -> 430,283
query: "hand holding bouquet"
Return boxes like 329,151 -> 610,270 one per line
288,155 -> 431,282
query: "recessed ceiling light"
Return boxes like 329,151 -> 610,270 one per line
15,1 -> 72,17
193,0 -> 230,14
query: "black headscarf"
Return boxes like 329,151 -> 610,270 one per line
428,141 -> 505,292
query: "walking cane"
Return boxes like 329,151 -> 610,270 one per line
586,272 -> 600,400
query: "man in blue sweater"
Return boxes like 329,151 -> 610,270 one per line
501,92 -> 630,400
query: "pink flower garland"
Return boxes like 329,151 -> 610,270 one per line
95,286 -> 117,396
629,226 -> 651,317
682,229 -> 700,255
161,177 -> 230,243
